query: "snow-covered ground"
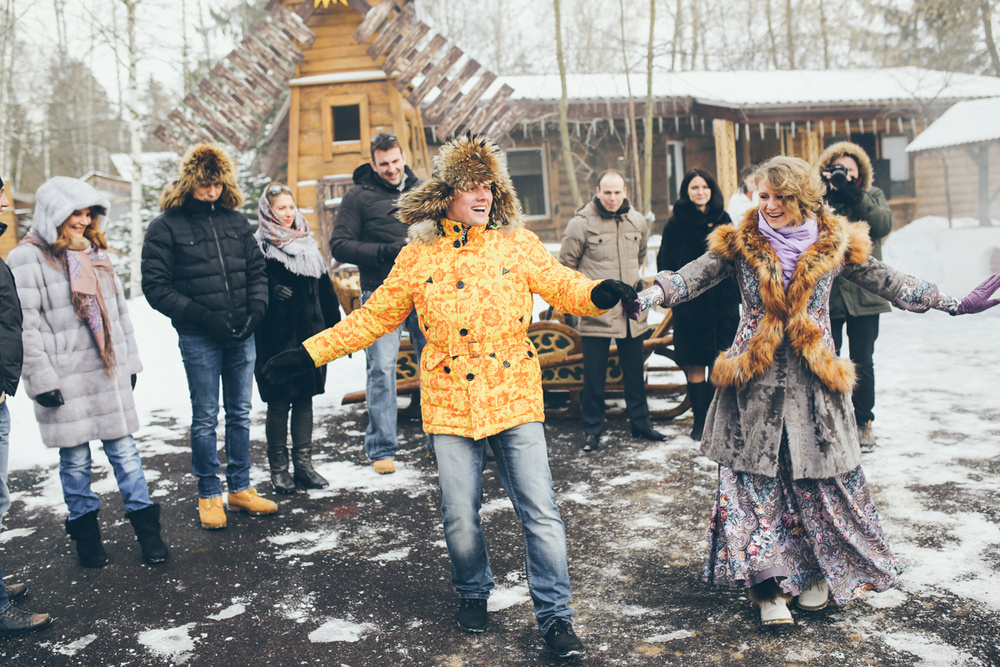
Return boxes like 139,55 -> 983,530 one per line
2,217 -> 999,665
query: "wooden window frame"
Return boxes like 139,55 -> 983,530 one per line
322,93 -> 370,162
506,147 -> 550,221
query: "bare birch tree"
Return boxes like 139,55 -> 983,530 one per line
554,0 -> 582,208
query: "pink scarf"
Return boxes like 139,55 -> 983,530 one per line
756,211 -> 818,290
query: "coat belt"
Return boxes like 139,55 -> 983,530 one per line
426,338 -> 530,359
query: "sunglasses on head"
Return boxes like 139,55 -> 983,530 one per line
267,185 -> 290,196
370,133 -> 397,146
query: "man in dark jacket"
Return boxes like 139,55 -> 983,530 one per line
816,141 -> 895,452
329,133 -> 427,473
142,144 -> 276,530
0,176 -> 51,636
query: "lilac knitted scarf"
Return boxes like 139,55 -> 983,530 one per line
756,210 -> 818,290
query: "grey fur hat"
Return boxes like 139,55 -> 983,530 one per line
32,176 -> 109,245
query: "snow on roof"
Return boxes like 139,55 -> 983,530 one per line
496,67 -> 1000,108
109,152 -> 180,182
905,97 -> 1000,153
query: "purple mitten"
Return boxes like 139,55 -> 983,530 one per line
957,274 -> 1000,315
628,283 -> 666,320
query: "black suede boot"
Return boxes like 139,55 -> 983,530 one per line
688,382 -> 712,441
126,504 -> 170,565
292,443 -> 329,489
65,510 -> 108,568
267,442 -> 296,495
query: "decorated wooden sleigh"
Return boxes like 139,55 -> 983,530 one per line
332,265 -> 689,419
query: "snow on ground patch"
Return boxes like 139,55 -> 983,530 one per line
267,529 -> 341,558
488,585 -> 531,611
45,633 -> 98,656
602,471 -> 660,487
881,631 -> 984,666
480,496 -> 514,514
863,588 -> 907,609
0,527 -> 35,541
208,602 -> 247,620
371,547 -> 410,563
138,623 -> 198,664
308,618 -> 376,643
307,460 -> 431,497
645,629 -> 694,642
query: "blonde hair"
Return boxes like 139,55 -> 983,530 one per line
51,207 -> 108,255
755,156 -> 825,224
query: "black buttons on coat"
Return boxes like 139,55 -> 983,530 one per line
460,328 -> 468,336
456,281 -> 465,289
466,373 -> 475,381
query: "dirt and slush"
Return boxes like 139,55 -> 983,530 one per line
1,401 -> 998,667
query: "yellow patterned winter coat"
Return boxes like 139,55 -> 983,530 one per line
303,218 -> 605,439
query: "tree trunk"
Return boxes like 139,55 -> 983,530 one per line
817,0 -> 830,68
123,0 -> 146,295
670,0 -> 683,70
765,0 -> 780,69
981,0 -> 1000,76
620,0 -> 643,208
784,0 -> 795,68
554,0 -> 582,210
642,0 -> 656,216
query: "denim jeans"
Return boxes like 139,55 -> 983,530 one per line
433,422 -> 574,632
58,435 -> 153,520
360,290 -> 429,461
0,400 -> 10,612
178,334 -> 255,497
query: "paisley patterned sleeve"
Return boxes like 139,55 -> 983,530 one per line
840,258 -> 960,314
632,271 -> 689,313
635,251 -> 731,313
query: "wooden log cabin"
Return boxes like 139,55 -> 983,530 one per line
152,2 -> 1000,247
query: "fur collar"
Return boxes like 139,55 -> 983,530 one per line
707,208 -> 873,393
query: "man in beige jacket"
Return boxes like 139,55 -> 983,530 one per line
559,170 -> 664,451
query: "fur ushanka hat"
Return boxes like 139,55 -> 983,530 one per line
396,135 -> 522,235
159,143 -> 244,212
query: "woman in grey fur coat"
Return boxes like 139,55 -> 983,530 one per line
7,177 -> 168,568
631,156 -> 1000,626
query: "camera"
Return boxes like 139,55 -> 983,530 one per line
822,163 -> 849,181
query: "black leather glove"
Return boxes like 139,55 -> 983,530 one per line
590,279 -> 639,310
131,374 -> 137,390
184,302 -> 234,341
235,300 -> 267,340
378,241 -> 406,264
35,389 -> 64,408
260,345 -> 315,387
272,284 -> 294,301
837,183 -> 864,206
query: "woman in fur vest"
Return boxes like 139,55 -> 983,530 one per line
657,168 -> 740,440
7,177 -> 168,568
253,183 -> 341,493
630,156 -> 1000,626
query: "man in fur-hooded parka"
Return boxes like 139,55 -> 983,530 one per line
141,143 -> 267,337
7,178 -> 142,447
814,141 -> 894,438
303,135 -> 607,439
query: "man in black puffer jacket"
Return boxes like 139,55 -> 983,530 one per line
329,133 -> 427,473
142,143 -> 276,531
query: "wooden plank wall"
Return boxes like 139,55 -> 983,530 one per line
913,149 -> 1000,222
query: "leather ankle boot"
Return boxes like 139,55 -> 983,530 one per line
126,503 -> 169,565
292,443 -> 329,489
65,509 -> 108,568
267,441 -> 295,494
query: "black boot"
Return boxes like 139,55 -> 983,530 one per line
126,504 -> 170,565
292,443 -> 329,489
688,382 -> 712,441
267,442 -> 296,495
65,510 -> 108,568
630,418 -> 666,441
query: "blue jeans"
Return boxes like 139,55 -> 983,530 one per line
178,334 -> 255,498
0,400 -> 10,612
433,422 -> 574,632
58,435 -> 153,520
360,290 -> 429,461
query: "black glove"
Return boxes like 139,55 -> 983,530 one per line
131,374 -> 137,390
235,300 -> 267,340
184,303 -> 234,341
35,389 -> 64,408
590,279 -> 639,310
260,345 -> 315,387
837,183 -> 864,206
377,241 -> 406,264
272,284 -> 294,301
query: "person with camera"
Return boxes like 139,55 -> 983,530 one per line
328,133 -> 427,473
815,142 -> 894,452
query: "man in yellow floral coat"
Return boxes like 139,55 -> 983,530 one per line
261,135 -> 638,659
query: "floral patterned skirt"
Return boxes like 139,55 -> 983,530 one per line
702,450 -> 905,605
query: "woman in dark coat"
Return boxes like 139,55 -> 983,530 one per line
658,168 -> 739,440
254,183 -> 341,493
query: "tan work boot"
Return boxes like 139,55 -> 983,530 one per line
372,459 -> 396,474
226,488 -> 278,516
198,496 -> 227,530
